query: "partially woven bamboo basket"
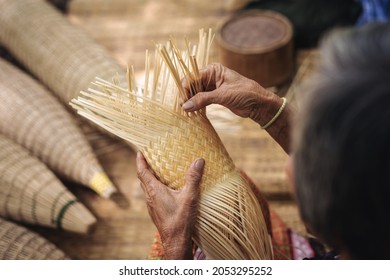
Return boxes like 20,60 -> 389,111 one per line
0,134 -> 96,234
0,58 -> 116,198
71,30 -> 273,259
0,0 -> 124,104
0,218 -> 69,260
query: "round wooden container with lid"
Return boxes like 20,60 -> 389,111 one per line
217,10 -> 294,87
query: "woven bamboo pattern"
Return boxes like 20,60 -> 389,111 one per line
0,134 -> 96,234
0,0 -> 124,104
0,218 -> 69,260
71,30 -> 273,259
0,58 -> 116,198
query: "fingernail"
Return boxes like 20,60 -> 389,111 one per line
137,151 -> 142,158
194,158 -> 205,170
182,100 -> 194,111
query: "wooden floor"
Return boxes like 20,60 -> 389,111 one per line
29,0 -> 318,260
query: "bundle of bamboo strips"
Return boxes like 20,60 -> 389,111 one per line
0,134 -> 96,234
0,58 -> 116,198
0,0 -> 125,104
71,30 -> 273,259
0,217 -> 69,260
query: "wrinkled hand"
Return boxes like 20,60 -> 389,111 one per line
181,63 -> 279,124
136,152 -> 205,259
182,63 -> 292,153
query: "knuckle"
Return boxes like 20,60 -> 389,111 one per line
195,92 -> 205,103
213,63 -> 223,74
137,169 -> 147,180
137,169 -> 155,187
214,62 -> 222,69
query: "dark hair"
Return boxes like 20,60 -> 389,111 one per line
293,23 -> 390,259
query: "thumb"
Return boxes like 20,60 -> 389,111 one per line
182,158 -> 205,195
182,91 -> 219,112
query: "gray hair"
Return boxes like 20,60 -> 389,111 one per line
293,23 -> 390,259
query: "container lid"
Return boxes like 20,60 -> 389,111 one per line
217,10 -> 293,54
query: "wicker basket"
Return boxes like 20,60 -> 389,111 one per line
0,134 -> 96,234
0,0 -> 125,104
216,10 -> 293,87
0,58 -> 116,198
71,30 -> 273,259
0,217 -> 69,260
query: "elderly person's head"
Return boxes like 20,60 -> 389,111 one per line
292,23 -> 390,259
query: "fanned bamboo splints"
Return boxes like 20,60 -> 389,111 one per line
0,0 -> 125,104
0,134 -> 97,234
71,29 -> 273,259
0,58 -> 116,198
0,218 -> 69,260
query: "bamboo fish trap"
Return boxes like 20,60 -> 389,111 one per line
0,0 -> 124,104
71,30 -> 273,259
0,218 -> 68,260
0,134 -> 96,234
0,58 -> 116,198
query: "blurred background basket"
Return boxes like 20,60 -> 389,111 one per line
0,217 -> 69,260
0,57 -> 115,197
0,0 -> 125,105
0,58 -> 116,198
216,10 -> 293,87
0,134 -> 97,234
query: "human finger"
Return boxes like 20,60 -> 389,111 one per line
181,90 -> 220,111
181,63 -> 217,93
136,151 -> 158,193
182,158 -> 205,196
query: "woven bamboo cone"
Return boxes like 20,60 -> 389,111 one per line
0,134 -> 96,234
0,218 -> 69,260
0,0 -> 125,105
0,58 -> 116,198
71,30 -> 273,259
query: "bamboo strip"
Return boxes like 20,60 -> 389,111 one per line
0,0 -> 125,104
0,218 -> 68,260
0,58 -> 116,198
71,30 -> 273,259
0,134 -> 96,234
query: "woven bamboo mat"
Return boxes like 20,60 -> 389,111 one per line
0,0 -> 319,259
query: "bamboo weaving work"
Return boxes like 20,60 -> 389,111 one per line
71,30 -> 273,259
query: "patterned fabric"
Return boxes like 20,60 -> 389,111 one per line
270,211 -> 294,260
148,232 -> 165,260
290,229 -> 315,260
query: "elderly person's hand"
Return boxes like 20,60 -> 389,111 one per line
136,152 -> 205,259
182,63 -> 276,121
182,63 -> 292,153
